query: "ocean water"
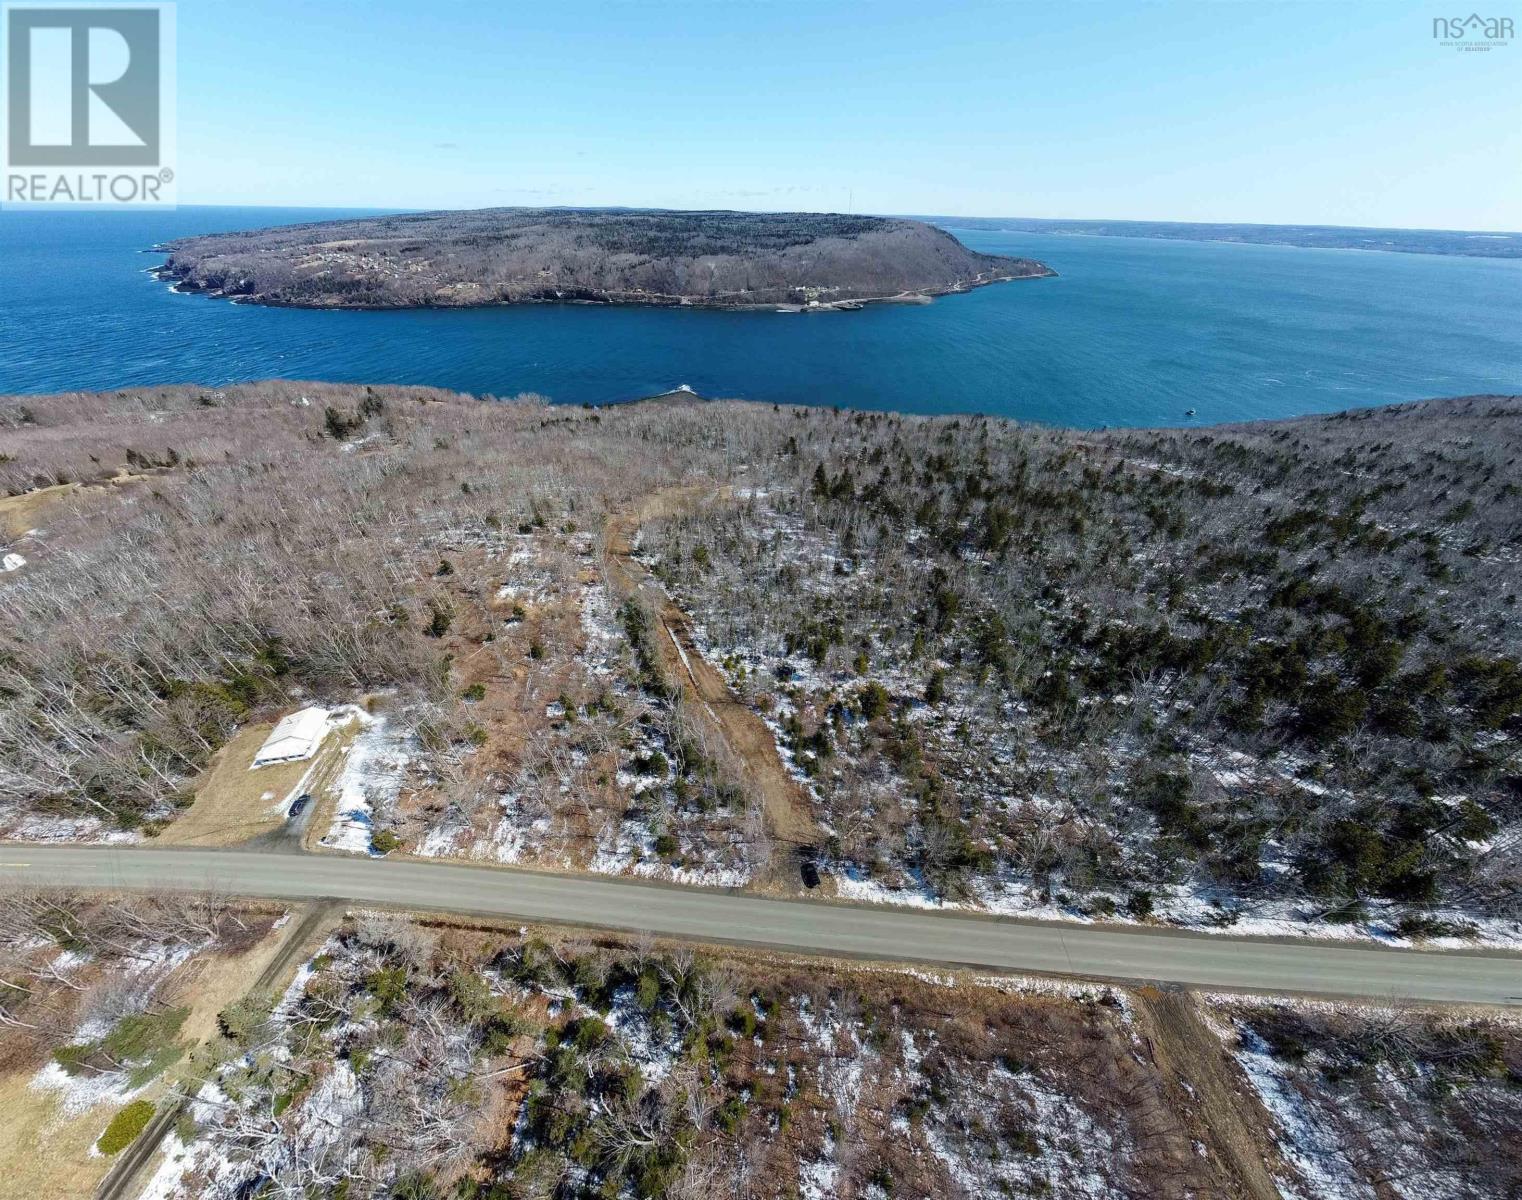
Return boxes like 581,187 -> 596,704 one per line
1,206 -> 1519,427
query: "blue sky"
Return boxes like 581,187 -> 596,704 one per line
174,0 -> 1521,229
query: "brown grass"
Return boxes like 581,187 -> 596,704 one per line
0,472 -> 159,537
0,1071 -> 119,1200
158,712 -> 365,850
158,722 -> 313,846
169,908 -> 294,1047
0,482 -> 82,538
0,907 -> 288,1200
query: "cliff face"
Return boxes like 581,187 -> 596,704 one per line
156,208 -> 1053,308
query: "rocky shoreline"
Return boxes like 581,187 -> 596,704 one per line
152,259 -> 1056,311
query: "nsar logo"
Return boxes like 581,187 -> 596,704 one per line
1432,12 -> 1514,50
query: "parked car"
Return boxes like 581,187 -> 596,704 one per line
288,793 -> 313,818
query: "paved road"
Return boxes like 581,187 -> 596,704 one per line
2,845 -> 1519,1006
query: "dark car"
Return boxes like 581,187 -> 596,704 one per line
288,793 -> 313,818
799,847 -> 822,889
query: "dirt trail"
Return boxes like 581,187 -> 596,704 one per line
1133,989 -> 1286,1200
605,485 -> 822,884
0,472 -> 163,539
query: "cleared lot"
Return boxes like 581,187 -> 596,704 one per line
157,717 -> 359,848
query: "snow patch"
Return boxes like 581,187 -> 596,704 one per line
320,712 -> 412,855
1231,1026 -> 1372,1200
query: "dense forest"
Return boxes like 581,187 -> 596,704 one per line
154,208 -> 1052,309
1,384 -> 1517,936
645,395 -> 1522,930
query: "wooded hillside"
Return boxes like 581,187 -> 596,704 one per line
154,208 -> 1052,308
2,385 -> 1517,938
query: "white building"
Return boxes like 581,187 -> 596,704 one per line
252,706 -> 330,768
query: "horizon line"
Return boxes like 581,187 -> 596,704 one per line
9,203 -> 1517,239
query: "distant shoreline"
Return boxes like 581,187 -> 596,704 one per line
10,204 -> 1513,261
923,216 -> 1522,260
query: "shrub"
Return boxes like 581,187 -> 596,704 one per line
728,1007 -> 758,1038
218,992 -> 275,1045
52,1043 -> 92,1073
323,406 -> 361,440
1125,889 -> 1155,919
449,969 -> 498,1025
715,1095 -> 746,1134
370,829 -> 402,855
858,682 -> 891,720
1135,770 -> 1209,850
480,1008 -> 529,1056
570,1016 -> 610,1053
1455,655 -> 1522,729
366,965 -> 411,1012
391,1171 -> 440,1200
1322,899 -> 1368,924
635,968 -> 661,1011
1009,1128 -> 1041,1157
1296,675 -> 1368,742
1395,913 -> 1476,941
61,1007 -> 191,1087
97,1099 -> 156,1155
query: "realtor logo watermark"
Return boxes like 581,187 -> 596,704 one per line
3,3 -> 175,205
1433,12 -> 1513,50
